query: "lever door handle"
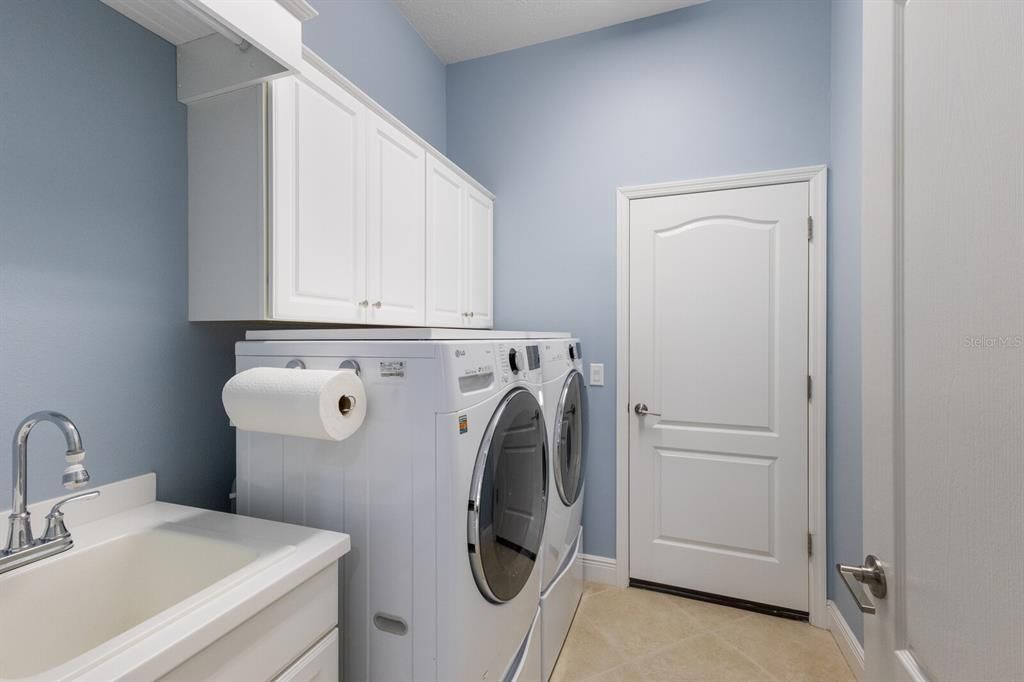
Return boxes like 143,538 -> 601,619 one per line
836,555 -> 887,614
633,403 -> 661,417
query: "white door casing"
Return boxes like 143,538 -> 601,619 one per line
426,157 -> 466,327
270,76 -> 366,322
862,1 -> 1024,679
627,182 -> 810,612
615,166 -> 828,626
366,110 -> 426,326
465,186 -> 494,329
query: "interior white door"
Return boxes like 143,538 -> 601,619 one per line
366,111 -> 426,326
270,77 -> 366,322
861,2 -> 1024,679
464,186 -> 494,329
628,182 -> 810,611
425,157 -> 466,327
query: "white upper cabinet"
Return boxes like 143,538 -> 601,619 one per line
365,112 -> 427,326
424,166 -> 495,328
187,55 -> 493,327
464,186 -> 494,328
270,77 -> 366,323
425,158 -> 467,327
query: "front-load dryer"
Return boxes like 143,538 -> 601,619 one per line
538,338 -> 586,680
234,333 -> 549,682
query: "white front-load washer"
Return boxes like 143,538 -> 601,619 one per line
538,338 -> 586,680
234,332 -> 550,682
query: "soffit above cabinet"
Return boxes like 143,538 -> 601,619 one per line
102,0 -> 317,103
102,0 -> 317,46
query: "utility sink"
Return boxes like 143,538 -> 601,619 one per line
0,475 -> 349,681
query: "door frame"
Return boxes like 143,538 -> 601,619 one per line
614,165 -> 829,628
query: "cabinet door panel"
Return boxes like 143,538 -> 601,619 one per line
426,158 -> 466,327
270,77 -> 366,322
465,187 -> 494,328
366,112 -> 426,326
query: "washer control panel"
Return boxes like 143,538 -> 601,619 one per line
497,343 -> 542,383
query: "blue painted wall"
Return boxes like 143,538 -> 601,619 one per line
0,0 -> 241,511
304,0 -> 447,152
447,0 -> 832,559
828,0 -> 864,642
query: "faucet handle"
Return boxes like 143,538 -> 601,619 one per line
41,490 -> 100,542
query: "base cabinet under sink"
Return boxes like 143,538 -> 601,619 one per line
160,564 -> 340,682
275,629 -> 339,682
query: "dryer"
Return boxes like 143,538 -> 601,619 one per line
234,332 -> 550,682
538,338 -> 586,680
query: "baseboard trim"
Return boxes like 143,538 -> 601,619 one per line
579,553 -> 617,585
827,600 -> 865,680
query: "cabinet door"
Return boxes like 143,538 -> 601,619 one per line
366,112 -> 426,326
464,186 -> 494,328
269,77 -> 366,322
425,157 -> 467,327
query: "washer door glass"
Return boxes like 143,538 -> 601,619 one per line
469,388 -> 548,603
554,370 -> 585,506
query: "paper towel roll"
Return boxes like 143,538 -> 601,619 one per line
222,367 -> 367,441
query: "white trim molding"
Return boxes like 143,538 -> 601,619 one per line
615,165 -> 829,628
580,554 -> 618,586
828,600 -> 865,680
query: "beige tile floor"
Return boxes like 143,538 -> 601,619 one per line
551,584 -> 855,682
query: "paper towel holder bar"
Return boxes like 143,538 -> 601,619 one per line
285,359 -> 306,369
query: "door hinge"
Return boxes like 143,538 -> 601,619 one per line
807,216 -> 813,240
807,375 -> 812,400
808,532 -> 813,557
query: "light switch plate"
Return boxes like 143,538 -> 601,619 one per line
589,363 -> 604,386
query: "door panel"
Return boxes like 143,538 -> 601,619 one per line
426,158 -> 466,327
653,217 -> 775,430
628,182 -> 809,611
270,77 -> 365,322
863,2 -> 1024,679
366,112 -> 426,326
465,187 -> 494,328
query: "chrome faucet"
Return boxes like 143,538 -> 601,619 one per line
1,411 -> 99,574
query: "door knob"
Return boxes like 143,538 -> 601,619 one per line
633,403 -> 661,417
836,555 -> 887,614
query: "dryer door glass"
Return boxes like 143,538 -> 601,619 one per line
554,370 -> 585,506
469,388 -> 548,603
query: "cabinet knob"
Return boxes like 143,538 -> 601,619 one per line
359,300 -> 369,307
372,301 -> 382,308
468,312 -> 475,318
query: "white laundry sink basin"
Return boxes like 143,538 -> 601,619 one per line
0,475 -> 349,681
0,528 -> 258,678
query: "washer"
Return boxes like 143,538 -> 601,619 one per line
538,338 -> 586,680
234,332 -> 552,682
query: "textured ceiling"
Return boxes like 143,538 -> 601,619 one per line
395,0 -> 707,64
